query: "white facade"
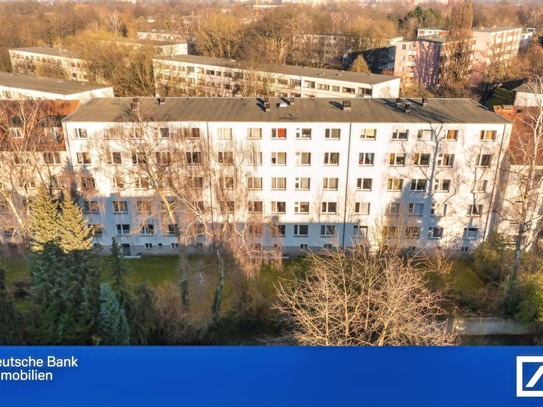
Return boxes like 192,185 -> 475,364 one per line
153,55 -> 400,99
61,97 -> 511,255
0,73 -> 113,103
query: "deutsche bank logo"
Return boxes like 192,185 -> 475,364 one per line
517,356 -> 543,397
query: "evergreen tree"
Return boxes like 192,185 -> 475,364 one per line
0,267 -> 21,344
29,184 -> 60,252
98,283 -> 130,345
131,284 -> 156,344
58,194 -> 93,252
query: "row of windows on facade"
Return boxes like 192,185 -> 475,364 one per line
80,198 -> 483,218
87,222 -> 478,242
69,126 -> 499,142
157,64 -> 372,95
67,149 -> 494,169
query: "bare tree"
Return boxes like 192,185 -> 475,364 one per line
276,246 -> 456,346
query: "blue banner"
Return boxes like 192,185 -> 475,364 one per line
1,347 -> 543,407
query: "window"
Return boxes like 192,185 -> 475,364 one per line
271,177 -> 286,190
75,128 -> 87,139
294,225 -> 309,236
323,178 -> 338,190
386,203 -> 400,215
108,151 -> 122,165
473,179 -> 488,193
186,152 -> 201,164
219,177 -> 234,190
83,201 -> 99,214
247,177 -> 262,190
295,177 -> 310,190
387,178 -> 403,191
408,203 -> 424,216
355,202 -> 370,215
411,179 -> 427,192
271,201 -> 286,214
392,129 -> 409,140
116,224 -> 130,235
480,130 -> 496,141
325,128 -> 341,139
137,200 -> 152,213
248,225 -> 263,236
320,225 -> 335,236
272,128 -> 287,139
294,202 -> 310,214
358,178 -> 372,191
185,177 -> 203,189
92,224 -> 103,236
9,127 -> 23,138
132,152 -> 148,166
476,154 -> 492,167
428,227 -> 444,239
434,179 -> 451,193
296,128 -> 312,139
247,128 -> 262,139
76,152 -> 91,165
360,129 -> 376,140
414,153 -> 430,166
273,224 -> 286,237
131,128 -> 143,139
154,151 -> 171,166
43,152 -> 61,165
323,243 -> 334,249
431,202 -> 447,217
271,152 -> 287,165
248,201 -> 263,213
468,204 -> 483,216
166,224 -> 178,236
220,201 -> 234,213
463,227 -> 479,240
353,225 -> 368,237
81,177 -> 95,190
321,202 -> 337,214
405,227 -> 421,239
295,152 -> 311,166
158,128 -> 170,138
389,153 -> 406,166
134,176 -> 150,189
112,175 -> 124,189
180,128 -> 200,139
446,130 -> 458,140
324,152 -> 339,165
44,127 -> 62,140
437,153 -> 455,167
417,129 -> 432,140
217,128 -> 232,139
332,86 -> 340,92
113,201 -> 128,213
218,151 -> 234,165
140,224 -> 154,235
359,152 -> 374,166
247,150 -> 262,166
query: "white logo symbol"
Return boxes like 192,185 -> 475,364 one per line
517,356 -> 543,397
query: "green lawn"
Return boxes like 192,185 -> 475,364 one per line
484,88 -> 514,109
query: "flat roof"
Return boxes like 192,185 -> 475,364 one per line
473,27 -> 522,33
9,47 -> 81,59
154,55 -> 399,86
0,72 -> 111,95
65,97 -> 510,125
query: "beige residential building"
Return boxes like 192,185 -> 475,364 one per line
153,55 -> 400,99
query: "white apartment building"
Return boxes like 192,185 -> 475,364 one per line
62,97 -> 510,256
9,47 -> 88,82
0,72 -> 114,103
472,27 -> 523,67
137,31 -> 187,42
153,55 -> 400,99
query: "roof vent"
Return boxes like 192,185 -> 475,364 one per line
405,103 -> 411,113
130,97 -> 140,112
422,97 -> 428,106
264,97 -> 269,103
396,97 -> 402,107
342,100 -> 352,110
157,97 -> 166,105
289,97 -> 295,105
264,102 -> 270,111
277,102 -> 288,108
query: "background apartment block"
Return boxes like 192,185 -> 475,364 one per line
61,97 -> 510,256
153,55 -> 400,99
9,47 -> 88,82
0,72 -> 113,103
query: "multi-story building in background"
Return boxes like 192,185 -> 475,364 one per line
153,55 -> 401,98
9,47 -> 88,82
0,72 -> 114,103
58,97 -> 510,256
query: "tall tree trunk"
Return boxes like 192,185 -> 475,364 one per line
211,246 -> 225,321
